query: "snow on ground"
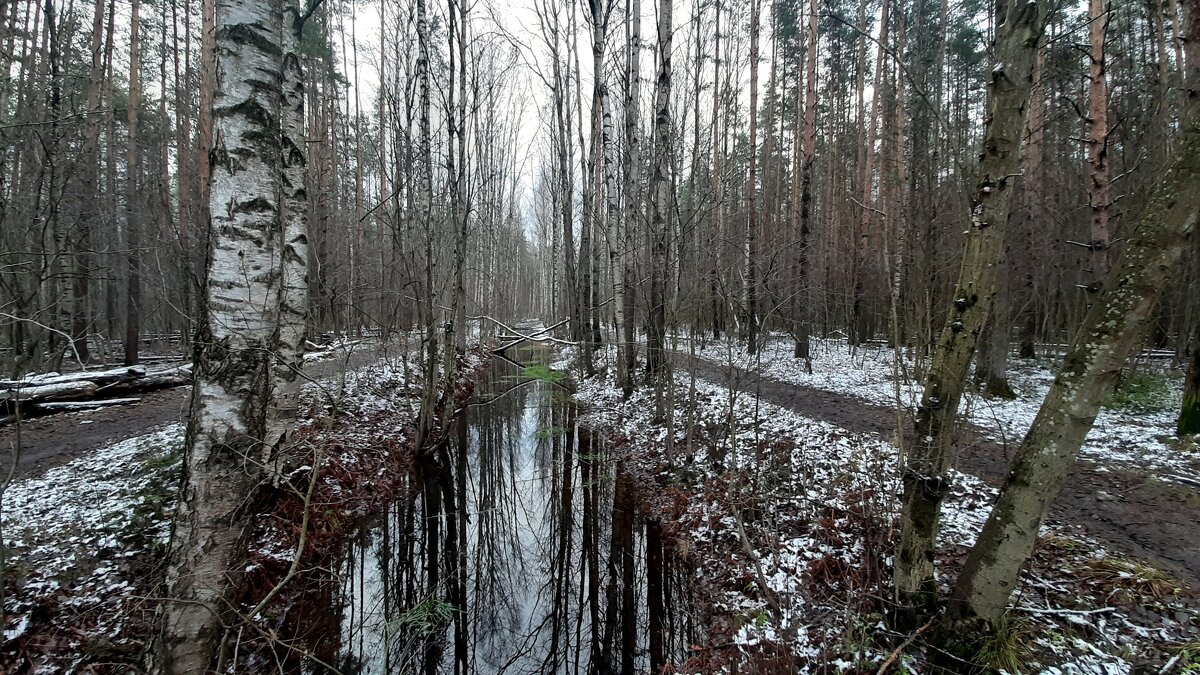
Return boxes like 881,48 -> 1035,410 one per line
1,341 -> 456,669
572,346 -> 1197,673
696,335 -> 1198,487
2,424 -> 183,666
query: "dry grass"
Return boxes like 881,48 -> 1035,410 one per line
1081,555 -> 1180,602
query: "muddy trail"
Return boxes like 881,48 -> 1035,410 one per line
676,353 -> 1200,587
2,346 -> 391,480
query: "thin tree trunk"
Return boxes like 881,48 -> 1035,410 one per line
619,0 -> 641,395
645,0 -> 672,383
1085,0 -> 1110,291
74,0 -> 105,363
794,0 -> 817,369
123,0 -> 141,366
745,0 -> 760,355
1019,35 -> 1045,359
893,0 -> 1043,619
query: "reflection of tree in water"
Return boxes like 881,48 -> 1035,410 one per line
332,356 -> 698,674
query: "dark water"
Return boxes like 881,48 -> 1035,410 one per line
328,349 -> 696,674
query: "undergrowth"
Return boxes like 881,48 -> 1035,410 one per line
974,616 -> 1032,673
1102,371 -> 1175,414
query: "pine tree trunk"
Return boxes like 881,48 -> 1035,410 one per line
794,0 -> 817,368
74,0 -> 105,364
893,0 -> 1043,618
745,0 -> 760,355
123,0 -> 141,366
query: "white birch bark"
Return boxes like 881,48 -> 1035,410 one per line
163,0 -> 295,668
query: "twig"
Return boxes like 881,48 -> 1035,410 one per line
1012,605 -> 1117,616
877,618 -> 935,675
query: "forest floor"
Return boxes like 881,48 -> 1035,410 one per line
675,337 -> 1200,586
564,335 -> 1199,672
0,337 -> 444,672
0,339 -> 393,480
3,332 -> 1198,672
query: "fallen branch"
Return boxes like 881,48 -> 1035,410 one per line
1012,605 -> 1117,616
877,618 -> 935,675
32,398 -> 141,412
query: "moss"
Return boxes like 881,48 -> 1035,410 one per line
1179,392 -> 1200,436
1102,372 -> 1174,414
521,364 -> 566,384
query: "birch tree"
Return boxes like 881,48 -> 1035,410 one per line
163,0 -> 310,669
645,0 -> 672,383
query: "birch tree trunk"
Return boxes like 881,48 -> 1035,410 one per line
163,0 -> 299,668
269,3 -> 309,459
893,0 -> 1043,619
1085,0 -> 1110,291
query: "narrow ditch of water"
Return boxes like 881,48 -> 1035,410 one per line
325,347 -> 697,674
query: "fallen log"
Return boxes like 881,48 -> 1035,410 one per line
99,373 -> 191,397
0,365 -> 147,390
0,364 -> 193,424
0,380 -> 98,404
32,397 -> 141,412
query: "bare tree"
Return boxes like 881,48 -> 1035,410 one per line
163,0 -> 309,668
894,0 -> 1043,619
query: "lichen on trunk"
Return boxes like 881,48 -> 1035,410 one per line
893,0 -> 1043,619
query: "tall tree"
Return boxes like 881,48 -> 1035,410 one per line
619,0 -> 641,395
163,0 -> 309,669
745,0 -> 761,354
894,0 -> 1043,619
1085,0 -> 1110,291
123,0 -> 142,366
645,0 -> 672,382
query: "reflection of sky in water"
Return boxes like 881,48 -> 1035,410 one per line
338,371 -> 598,674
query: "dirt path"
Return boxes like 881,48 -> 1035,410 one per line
2,347 -> 391,481
677,354 -> 1200,587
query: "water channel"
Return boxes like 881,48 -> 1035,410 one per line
326,347 -> 697,674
